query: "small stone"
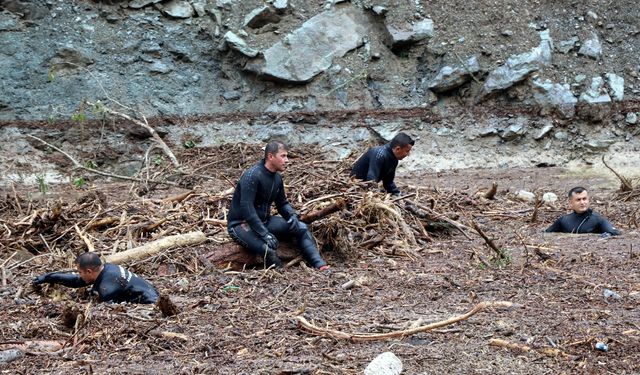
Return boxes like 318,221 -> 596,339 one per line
364,352 -> 403,375
626,112 -> 637,124
501,30 -> 513,37
372,5 -> 387,16
515,190 -> 536,202
542,192 -> 558,203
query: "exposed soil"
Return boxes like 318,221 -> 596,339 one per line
1,146 -> 639,374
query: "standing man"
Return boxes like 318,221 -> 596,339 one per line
350,132 -> 415,196
33,252 -> 159,304
227,141 -> 329,270
545,186 -> 621,235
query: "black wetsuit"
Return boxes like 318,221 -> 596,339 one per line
227,160 -> 327,268
36,264 -> 159,304
545,209 -> 621,235
350,144 -> 400,195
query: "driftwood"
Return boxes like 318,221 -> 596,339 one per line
484,182 -> 498,199
204,242 -> 300,269
296,301 -> 514,342
300,199 -> 346,223
602,155 -> 633,192
104,231 -> 206,264
470,220 -> 507,260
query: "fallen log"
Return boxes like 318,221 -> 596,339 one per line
296,301 -> 515,342
204,242 -> 300,269
300,199 -> 346,223
104,231 -> 206,264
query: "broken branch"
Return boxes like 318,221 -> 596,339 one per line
104,231 -> 206,264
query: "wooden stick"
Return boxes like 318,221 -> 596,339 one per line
300,199 -> 346,223
470,220 -> 506,259
489,338 -> 578,360
74,224 -> 95,252
602,155 -> 633,192
484,182 -> 498,199
296,301 -> 514,342
406,200 -> 472,240
26,135 -> 179,187
104,231 -> 206,264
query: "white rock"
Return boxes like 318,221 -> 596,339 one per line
364,352 -> 403,375
626,112 -> 637,124
515,190 -> 536,202
542,192 -> 558,203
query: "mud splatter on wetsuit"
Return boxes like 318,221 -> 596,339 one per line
545,208 -> 621,235
227,159 -> 326,268
35,264 -> 158,304
350,144 -> 401,195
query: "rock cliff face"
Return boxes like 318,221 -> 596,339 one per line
1,0 -> 639,183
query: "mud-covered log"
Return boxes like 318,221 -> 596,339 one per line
105,231 -> 206,264
203,242 -> 300,269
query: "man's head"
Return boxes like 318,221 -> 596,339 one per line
568,186 -> 590,214
264,141 -> 288,173
75,252 -> 103,284
389,132 -> 414,160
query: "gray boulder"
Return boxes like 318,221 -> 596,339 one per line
50,46 -> 95,68
158,0 -> 194,19
385,18 -> 434,51
222,31 -> 259,57
129,0 -> 163,9
244,6 -> 280,28
428,56 -> 480,92
478,30 -> 552,100
578,76 -> 611,122
578,33 -> 602,59
556,36 -> 578,53
531,78 -> 577,119
605,73 -> 624,101
500,117 -> 528,141
245,6 -> 368,83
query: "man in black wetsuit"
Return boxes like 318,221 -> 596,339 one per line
350,132 -> 415,196
545,186 -> 621,236
33,252 -> 158,304
227,141 -> 329,270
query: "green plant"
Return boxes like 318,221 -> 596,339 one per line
183,140 -> 196,149
36,175 -> 48,194
491,250 -> 512,268
153,155 -> 164,166
476,262 -> 487,270
85,160 -> 97,169
71,112 -> 87,123
47,67 -> 56,82
73,177 -> 86,188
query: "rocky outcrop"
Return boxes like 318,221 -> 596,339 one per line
427,56 -> 480,92
243,6 -> 280,28
245,6 -> 368,83
384,18 -> 434,51
157,1 -> 194,19
478,30 -> 553,100
531,78 -> 577,119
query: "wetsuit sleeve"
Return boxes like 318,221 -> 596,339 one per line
39,272 -> 89,288
274,178 -> 295,220
598,217 -> 621,235
545,217 -> 562,232
238,172 -> 269,237
382,169 -> 400,195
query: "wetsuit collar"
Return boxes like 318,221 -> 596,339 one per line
260,159 -> 277,174
573,208 -> 593,216
384,144 -> 398,160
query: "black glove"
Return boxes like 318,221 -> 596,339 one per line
33,273 -> 50,285
262,232 -> 278,250
287,215 -> 301,232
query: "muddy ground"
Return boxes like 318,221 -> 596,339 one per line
1,153 -> 639,374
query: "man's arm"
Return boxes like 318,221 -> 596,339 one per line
238,172 -> 269,237
597,216 -> 621,235
366,148 -> 384,182
33,272 -> 88,288
545,217 -> 563,233
274,177 -> 296,220
382,169 -> 400,196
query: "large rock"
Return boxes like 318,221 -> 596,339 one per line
129,0 -> 163,9
605,73 -> 624,101
364,352 -> 403,375
531,78 -> 577,119
385,18 -> 434,51
478,30 -> 552,100
578,33 -> 602,59
578,76 -> 611,122
157,1 -> 194,19
428,56 -> 480,92
222,31 -> 259,57
245,6 -> 368,83
243,6 -> 280,28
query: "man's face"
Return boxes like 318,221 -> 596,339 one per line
267,147 -> 288,172
568,190 -> 590,214
393,144 -> 413,160
77,265 -> 99,284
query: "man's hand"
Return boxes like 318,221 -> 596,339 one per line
262,233 -> 278,250
287,215 -> 302,233
32,274 -> 49,285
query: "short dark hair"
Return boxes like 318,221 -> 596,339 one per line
568,186 -> 587,198
75,252 -> 102,270
390,132 -> 415,149
264,141 -> 287,159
